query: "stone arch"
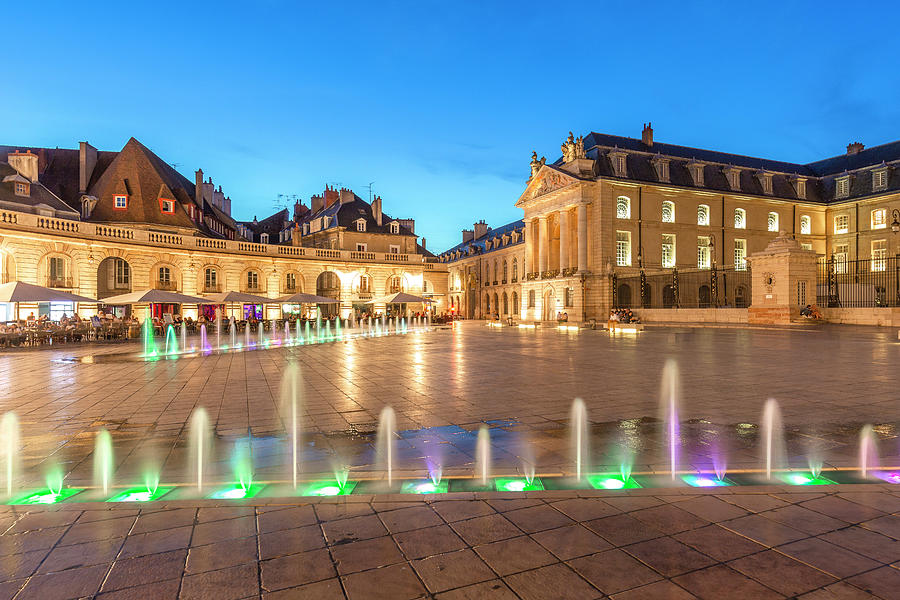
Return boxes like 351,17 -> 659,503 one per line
542,285 -> 556,321
617,283 -> 632,308
148,260 -> 182,291
283,269 -> 303,294
316,270 -> 341,317
502,292 -> 509,315
240,265 -> 266,293
511,291 -> 519,317
96,256 -> 133,299
38,247 -> 79,289
199,263 -> 224,293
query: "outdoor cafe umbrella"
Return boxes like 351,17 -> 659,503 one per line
0,281 -> 96,320
276,292 -> 339,304
203,291 -> 274,319
99,289 -> 209,305
365,292 -> 431,305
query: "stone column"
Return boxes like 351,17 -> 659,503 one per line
523,219 -> 534,276
559,210 -> 569,273
577,204 -> 588,273
538,216 -> 549,274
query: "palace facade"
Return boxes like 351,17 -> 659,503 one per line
438,125 -> 900,322
0,139 -> 447,321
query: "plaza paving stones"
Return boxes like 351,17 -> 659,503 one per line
3,323 -> 900,597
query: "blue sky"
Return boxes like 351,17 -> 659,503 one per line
3,1 -> 898,251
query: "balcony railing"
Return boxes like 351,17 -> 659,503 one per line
202,283 -> 222,293
47,277 -> 74,288
281,285 -> 298,294
155,281 -> 178,291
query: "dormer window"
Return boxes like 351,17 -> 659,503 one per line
14,181 -> 29,196
356,219 -> 366,232
724,167 -> 741,191
835,175 -> 850,198
261,233 -> 269,244
687,161 -> 705,186
873,167 -> 889,192
390,222 -> 400,234
160,198 -> 175,214
651,156 -> 670,182
608,150 -> 628,177
756,171 -> 773,195
697,204 -> 710,226
113,194 -> 128,210
793,176 -> 807,199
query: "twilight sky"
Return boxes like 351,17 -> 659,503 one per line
3,1 -> 898,251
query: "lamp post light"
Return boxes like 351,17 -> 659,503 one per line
891,209 -> 900,234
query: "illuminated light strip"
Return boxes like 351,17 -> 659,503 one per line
586,474 -> 641,490
517,324 -> 536,329
9,488 -> 83,505
107,486 -> 174,502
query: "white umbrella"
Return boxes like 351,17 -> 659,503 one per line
100,290 -> 209,304
203,291 -> 273,304
366,292 -> 431,305
0,281 -> 96,303
277,292 -> 339,304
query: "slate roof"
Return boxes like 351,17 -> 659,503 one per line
239,208 -> 290,243
0,162 -> 80,217
300,193 -> 416,236
438,219 -> 524,262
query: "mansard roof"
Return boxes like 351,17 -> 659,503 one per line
438,219 -> 525,262
301,192 -> 416,236
0,161 -> 80,217
240,208 -> 290,243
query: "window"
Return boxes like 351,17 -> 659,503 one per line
661,234 -> 676,268
759,173 -> 773,195
113,195 -> 128,210
512,258 -> 518,282
797,281 -> 807,306
873,169 -> 888,192
795,178 -> 807,199
49,256 -> 66,286
204,268 -> 217,289
833,244 -> 849,274
389,276 -> 402,293
356,243 -> 367,252
158,266 -> 171,284
114,258 -> 130,286
734,208 -> 746,229
872,239 -> 887,272
697,204 -> 710,226
14,182 -> 28,196
616,196 -> 630,219
801,243 -> 813,251
528,289 -> 535,308
615,231 -> 631,267
767,211 -> 779,232
871,208 -> 887,230
726,169 -> 741,190
485,294 -> 490,313
389,245 -> 400,254
697,236 -> 711,269
358,275 -> 370,293
260,233 -> 269,244
834,214 -> 849,234
564,287 -> 573,307
357,220 -> 366,232
285,273 -> 297,291
652,158 -> 669,182
661,201 -> 675,223
246,270 -> 259,290
390,222 -> 400,234
160,199 -> 175,214
689,163 -> 704,186
734,239 -> 747,271
502,261 -> 508,282
800,215 -> 811,235
836,176 -> 850,198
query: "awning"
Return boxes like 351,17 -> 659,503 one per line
277,292 -> 340,304
203,291 -> 274,304
0,281 -> 96,303
366,292 -> 431,304
99,290 -> 209,304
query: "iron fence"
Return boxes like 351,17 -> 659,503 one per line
817,256 -> 900,308
613,267 -> 751,309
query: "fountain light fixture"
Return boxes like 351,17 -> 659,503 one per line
682,474 -> 732,488
107,486 -> 174,502
586,474 -> 641,490
517,324 -> 536,329
779,472 -> 835,486
874,471 -> 900,484
9,488 -> 83,505
299,480 -> 358,496
400,479 -> 449,494
557,325 -> 579,332
207,482 -> 266,499
494,477 -> 544,492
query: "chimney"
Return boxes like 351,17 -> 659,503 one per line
339,187 -> 354,205
311,194 -> 324,213
324,185 -> 339,208
473,220 -> 489,240
462,229 -> 474,243
847,142 -> 865,155
7,150 -> 38,183
195,169 -> 204,205
398,218 -> 415,234
641,122 -> 653,147
79,142 -> 98,193
372,195 -> 383,226
421,237 -> 426,250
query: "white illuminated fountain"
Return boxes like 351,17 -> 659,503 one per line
660,360 -> 680,480
93,429 -> 114,495
189,408 -> 212,492
859,424 -> 878,479
1,412 -> 19,497
376,407 -> 397,486
281,364 -> 301,488
475,425 -> 491,486
570,398 -> 589,481
230,321 -> 237,347
761,398 -> 785,480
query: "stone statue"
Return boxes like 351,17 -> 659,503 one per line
561,132 -> 585,163
530,151 -> 546,177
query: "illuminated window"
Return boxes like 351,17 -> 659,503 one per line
512,258 -> 518,282
661,234 -> 675,268
616,196 -> 630,219
734,208 -> 746,229
356,243 -> 367,252
113,195 -> 127,209
358,275 -> 370,293
158,266 -> 171,284
389,245 -> 400,254
767,212 -> 779,232
204,268 -> 217,289
836,176 -> 850,198
246,270 -> 259,290
734,239 -> 747,271
871,209 -> 887,230
697,236 -> 711,269
49,257 -> 65,284
834,214 -> 849,234
389,276 -> 403,293
801,243 -> 813,251
872,239 -> 887,272
661,201 -> 675,223
833,244 -> 849,274
697,204 -> 710,226
800,215 -> 811,235
615,231 -> 631,266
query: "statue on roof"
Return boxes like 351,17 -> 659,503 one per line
561,132 -> 585,163
530,151 -> 546,178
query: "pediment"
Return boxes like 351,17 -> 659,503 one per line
516,165 -> 579,206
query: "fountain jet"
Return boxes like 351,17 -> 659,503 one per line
570,398 -> 589,481
376,407 -> 397,486
189,408 -> 212,492
761,398 -> 785,480
475,425 -> 491,486
660,360 -> 680,480
281,364 -> 301,488
1,412 -> 19,497
859,424 -> 878,479
93,429 -> 114,495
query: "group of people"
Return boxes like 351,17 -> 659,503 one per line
607,308 -> 640,328
800,304 -> 822,319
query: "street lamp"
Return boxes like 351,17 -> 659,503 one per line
891,209 -> 900,234
707,234 -> 717,268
